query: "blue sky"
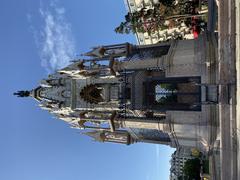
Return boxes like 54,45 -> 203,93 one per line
0,1 -> 175,180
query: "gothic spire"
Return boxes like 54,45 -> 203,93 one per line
83,47 -> 106,58
13,90 -> 30,97
84,131 -> 105,142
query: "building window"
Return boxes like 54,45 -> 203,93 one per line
155,83 -> 177,104
144,77 -> 201,111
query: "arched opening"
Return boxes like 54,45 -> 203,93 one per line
144,77 -> 201,111
80,84 -> 104,104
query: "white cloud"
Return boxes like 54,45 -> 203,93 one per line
35,1 -> 76,73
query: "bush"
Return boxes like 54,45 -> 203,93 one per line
183,158 -> 201,180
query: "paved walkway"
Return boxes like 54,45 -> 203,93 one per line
236,0 -> 240,179
218,0 -> 239,179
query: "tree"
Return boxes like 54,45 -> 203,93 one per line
115,0 -> 207,37
183,158 -> 201,180
115,3 -> 175,35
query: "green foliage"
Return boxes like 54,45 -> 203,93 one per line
115,2 -> 169,34
160,83 -> 177,91
203,160 -> 209,174
177,176 -> 183,180
115,0 -> 208,38
156,94 -> 177,105
183,158 -> 201,180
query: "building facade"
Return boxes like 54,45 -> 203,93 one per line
15,32 -> 217,152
